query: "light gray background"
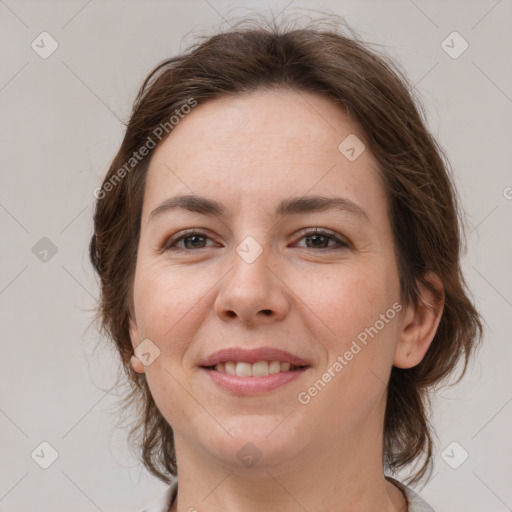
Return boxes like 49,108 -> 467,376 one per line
1,1 -> 511,511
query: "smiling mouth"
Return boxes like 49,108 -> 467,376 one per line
202,361 -> 308,377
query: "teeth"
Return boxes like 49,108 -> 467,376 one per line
280,362 -> 291,372
252,361 -> 268,376
269,361 -> 281,374
225,361 -> 236,375
235,362 -> 252,377
212,360 -> 301,377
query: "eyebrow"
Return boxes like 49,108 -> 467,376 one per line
148,194 -> 370,224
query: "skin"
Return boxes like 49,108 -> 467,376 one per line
128,88 -> 444,512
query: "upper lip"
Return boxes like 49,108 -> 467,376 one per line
199,347 -> 311,367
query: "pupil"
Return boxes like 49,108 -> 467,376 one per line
308,235 -> 326,248
187,235 -> 204,248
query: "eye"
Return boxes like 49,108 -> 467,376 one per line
163,230 -> 218,251
163,228 -> 350,253
293,228 -> 350,250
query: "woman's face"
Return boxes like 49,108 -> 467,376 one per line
129,88 -> 406,470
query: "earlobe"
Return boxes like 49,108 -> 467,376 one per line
394,272 -> 445,369
129,317 -> 146,374
130,355 -> 145,374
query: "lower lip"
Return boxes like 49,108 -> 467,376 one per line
201,367 -> 308,394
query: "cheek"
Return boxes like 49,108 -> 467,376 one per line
302,260 -> 399,345
132,260 -> 208,347
290,264 -> 401,436
303,258 -> 401,401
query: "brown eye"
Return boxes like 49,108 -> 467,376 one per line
164,230 -> 217,251
294,229 -> 350,250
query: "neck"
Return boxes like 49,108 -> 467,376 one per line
168,416 -> 407,512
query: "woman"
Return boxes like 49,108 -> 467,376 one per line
90,16 -> 482,512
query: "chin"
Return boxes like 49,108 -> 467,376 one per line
205,414 -> 307,470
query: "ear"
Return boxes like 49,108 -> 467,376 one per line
129,316 -> 146,374
394,272 -> 445,369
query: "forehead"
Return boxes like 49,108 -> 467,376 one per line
142,88 -> 386,222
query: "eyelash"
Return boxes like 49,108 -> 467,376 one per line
163,228 -> 350,252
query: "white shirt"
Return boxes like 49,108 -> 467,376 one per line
138,477 -> 435,512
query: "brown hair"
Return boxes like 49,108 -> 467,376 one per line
89,15 -> 482,486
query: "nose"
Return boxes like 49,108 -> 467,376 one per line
214,242 -> 290,327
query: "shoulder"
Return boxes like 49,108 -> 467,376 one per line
138,478 -> 436,512
402,485 -> 436,512
386,476 -> 435,512
389,477 -> 436,512
138,480 -> 177,512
